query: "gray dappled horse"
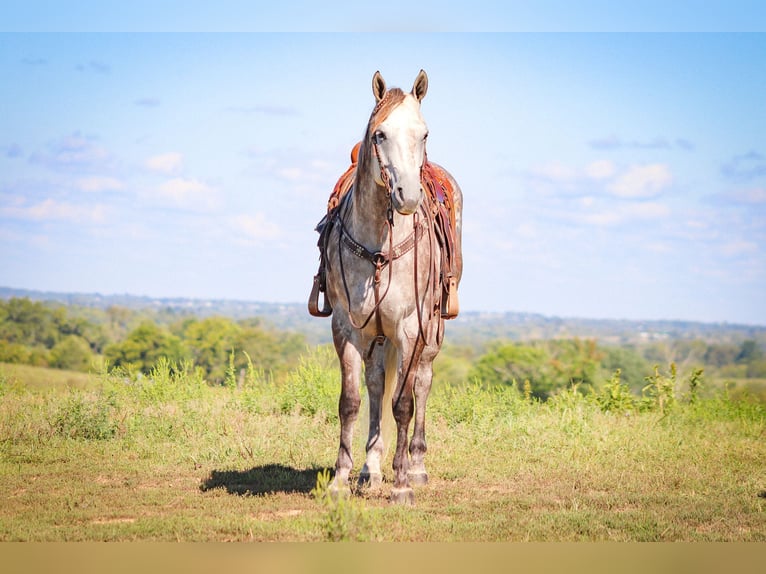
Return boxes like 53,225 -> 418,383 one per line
316,70 -> 463,504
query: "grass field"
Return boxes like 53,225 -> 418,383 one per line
1,352 -> 764,542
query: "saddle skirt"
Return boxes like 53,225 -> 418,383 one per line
309,142 -> 460,319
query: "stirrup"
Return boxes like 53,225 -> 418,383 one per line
441,276 -> 459,319
308,274 -> 333,317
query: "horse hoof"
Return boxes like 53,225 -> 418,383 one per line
407,470 -> 428,486
358,473 -> 383,489
328,481 -> 351,500
390,487 -> 415,505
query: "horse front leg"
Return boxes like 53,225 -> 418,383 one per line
408,349 -> 436,486
358,342 -> 387,489
330,328 -> 362,497
390,336 -> 425,505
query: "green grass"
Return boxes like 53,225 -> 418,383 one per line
1,357 -> 764,541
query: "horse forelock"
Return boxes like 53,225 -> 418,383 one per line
358,88 -> 408,180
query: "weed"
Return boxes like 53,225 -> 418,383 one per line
311,469 -> 372,541
641,363 -> 678,415
224,350 -> 238,389
275,346 -> 339,421
595,369 -> 635,414
686,367 -> 704,405
51,391 -> 120,440
432,379 -> 524,427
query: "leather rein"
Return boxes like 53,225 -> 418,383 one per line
335,141 -> 438,356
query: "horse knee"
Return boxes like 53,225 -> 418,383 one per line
409,436 -> 427,457
339,393 -> 361,420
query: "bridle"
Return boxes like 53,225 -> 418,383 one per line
335,137 -> 438,357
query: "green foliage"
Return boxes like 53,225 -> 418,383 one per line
311,469 -> 372,541
600,345 -> 652,392
178,317 -> 242,383
595,369 -> 635,414
468,343 -> 553,398
49,335 -> 94,372
51,391 -> 120,440
641,363 -> 676,414
275,345 -> 339,421
432,379 -> 525,427
104,321 -> 186,374
467,339 -> 603,399
687,367 -> 704,404
104,357 -> 209,405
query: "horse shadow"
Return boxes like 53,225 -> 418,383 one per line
200,463 -> 332,496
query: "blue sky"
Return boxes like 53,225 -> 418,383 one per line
1,6 -> 765,324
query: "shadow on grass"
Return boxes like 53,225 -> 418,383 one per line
200,463 -> 332,496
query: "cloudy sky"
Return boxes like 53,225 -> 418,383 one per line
1,4 -> 765,324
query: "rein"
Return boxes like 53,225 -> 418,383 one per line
335,139 -> 435,357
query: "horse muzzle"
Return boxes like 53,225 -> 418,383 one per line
391,185 -> 424,215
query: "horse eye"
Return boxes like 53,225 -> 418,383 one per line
373,131 -> 386,144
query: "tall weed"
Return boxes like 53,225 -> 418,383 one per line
275,345 -> 339,421
311,469 -> 372,541
641,363 -> 678,415
595,369 -> 635,414
432,379 -> 525,427
103,357 -> 208,405
51,391 -> 120,440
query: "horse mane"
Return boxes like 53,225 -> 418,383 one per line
358,88 -> 407,181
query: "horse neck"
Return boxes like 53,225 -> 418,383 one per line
347,166 -> 413,249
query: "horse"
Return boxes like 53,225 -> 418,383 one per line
311,70 -> 463,504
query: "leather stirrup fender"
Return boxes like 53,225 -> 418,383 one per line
308,273 -> 333,317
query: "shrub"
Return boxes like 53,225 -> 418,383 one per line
275,345 -> 339,421
595,369 -> 635,414
311,469 -> 372,541
51,391 -> 120,440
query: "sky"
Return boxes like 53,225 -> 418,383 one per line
1,4 -> 765,325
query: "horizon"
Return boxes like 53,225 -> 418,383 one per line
1,6 -> 765,326
3,284 -> 765,329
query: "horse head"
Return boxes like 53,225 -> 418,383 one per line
362,70 -> 430,216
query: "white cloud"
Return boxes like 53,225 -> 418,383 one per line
1,198 -> 107,223
528,162 -> 578,183
232,213 -> 281,243
76,176 -> 125,192
728,187 -> 766,204
607,164 -> 673,198
146,152 -> 184,175
30,132 -> 111,172
720,241 -> 758,256
578,199 -> 670,227
585,160 -> 616,181
156,178 -> 215,203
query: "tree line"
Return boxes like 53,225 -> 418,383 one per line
0,298 -> 305,384
1,297 -> 765,398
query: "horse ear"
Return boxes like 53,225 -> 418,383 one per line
372,71 -> 386,103
412,69 -> 428,102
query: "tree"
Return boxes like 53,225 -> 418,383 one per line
468,343 -> 556,399
50,335 -> 94,372
104,322 -> 186,373
179,317 -> 242,383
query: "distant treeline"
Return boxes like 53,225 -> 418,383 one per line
0,297 -> 305,384
1,297 -> 765,399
